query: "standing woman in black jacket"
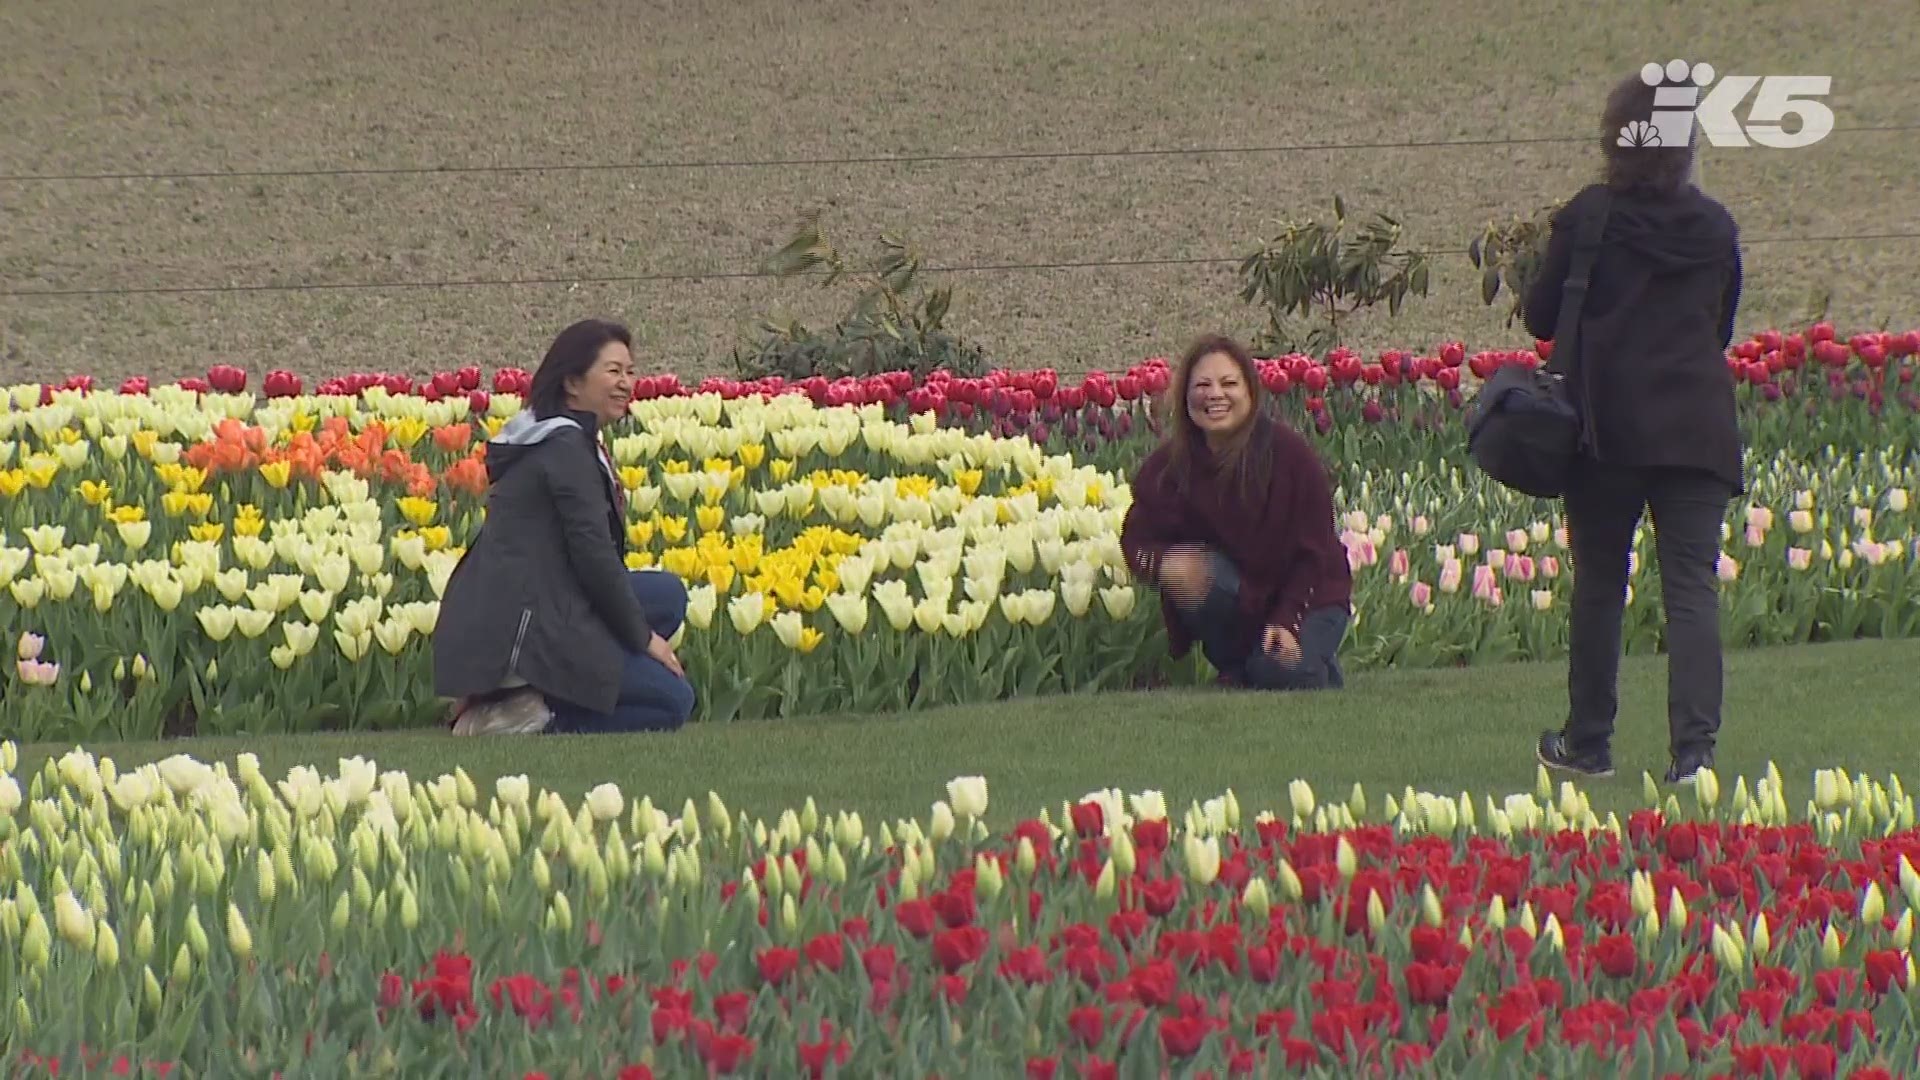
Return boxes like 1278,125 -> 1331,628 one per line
434,318 -> 696,734
1528,71 -> 1744,785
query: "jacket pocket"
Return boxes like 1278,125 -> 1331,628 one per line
506,608 -> 533,673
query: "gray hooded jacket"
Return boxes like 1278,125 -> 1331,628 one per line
432,408 -> 652,713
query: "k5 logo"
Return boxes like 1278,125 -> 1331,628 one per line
1620,60 -> 1834,150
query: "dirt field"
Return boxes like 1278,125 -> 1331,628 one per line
3,0 -> 1915,386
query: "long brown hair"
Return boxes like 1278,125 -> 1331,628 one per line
1154,334 -> 1273,505
1601,69 -> 1697,197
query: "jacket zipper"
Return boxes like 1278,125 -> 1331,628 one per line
507,608 -> 532,672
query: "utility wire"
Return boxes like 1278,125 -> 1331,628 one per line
4,232 -> 1917,299
3,123 -> 1916,183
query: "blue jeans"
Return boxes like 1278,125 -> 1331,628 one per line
545,570 -> 697,734
1174,549 -> 1349,690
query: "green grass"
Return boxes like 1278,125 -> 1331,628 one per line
3,0 -> 1916,382
17,638 -> 1915,829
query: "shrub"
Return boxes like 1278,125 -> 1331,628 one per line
1236,195 -> 1431,358
734,214 -> 991,382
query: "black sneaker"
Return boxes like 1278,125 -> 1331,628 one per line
1536,730 -> 1615,779
1664,749 -> 1714,784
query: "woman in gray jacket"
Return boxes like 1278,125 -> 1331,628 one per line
434,318 -> 695,734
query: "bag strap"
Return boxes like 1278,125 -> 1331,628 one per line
1548,189 -> 1612,449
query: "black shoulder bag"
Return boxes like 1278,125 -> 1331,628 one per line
1466,190 -> 1611,499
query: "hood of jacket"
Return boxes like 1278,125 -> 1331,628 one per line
486,408 -> 612,485
1593,185 -> 1735,271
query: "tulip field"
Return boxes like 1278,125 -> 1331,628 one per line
4,323 -> 1920,740
2,745 -> 1920,1076
3,322 -> 1920,1075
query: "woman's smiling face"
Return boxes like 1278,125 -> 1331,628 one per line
565,342 -> 636,425
1186,350 -> 1252,437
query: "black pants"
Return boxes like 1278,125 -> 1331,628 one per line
1176,548 -> 1348,690
1562,457 -> 1731,759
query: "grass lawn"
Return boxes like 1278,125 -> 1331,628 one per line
17,638 -> 1915,829
5,0 -> 1915,381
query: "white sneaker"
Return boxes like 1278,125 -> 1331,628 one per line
450,689 -> 552,735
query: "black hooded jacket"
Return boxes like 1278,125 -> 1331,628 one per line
432,408 -> 653,714
1523,181 -> 1746,495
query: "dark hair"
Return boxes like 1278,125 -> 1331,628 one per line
527,318 -> 633,419
1154,334 -> 1273,505
1601,70 -> 1697,196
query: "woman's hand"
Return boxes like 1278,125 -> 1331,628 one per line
1158,545 -> 1212,604
1262,624 -> 1301,667
646,632 -> 686,679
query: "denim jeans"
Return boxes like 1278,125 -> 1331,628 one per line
1174,548 -> 1349,690
1561,458 -> 1731,760
545,570 -> 697,734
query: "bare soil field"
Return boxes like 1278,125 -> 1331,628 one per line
3,0 -> 1915,386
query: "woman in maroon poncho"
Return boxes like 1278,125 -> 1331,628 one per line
1120,334 -> 1354,689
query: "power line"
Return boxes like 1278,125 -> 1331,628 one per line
4,231 -> 1916,300
4,123 -> 1917,183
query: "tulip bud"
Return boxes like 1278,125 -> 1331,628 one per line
1420,883 -> 1444,928
929,801 -> 955,844
1242,877 -> 1271,919
1861,882 -> 1886,925
20,911 -> 50,971
974,854 -> 1004,901
1182,834 -> 1221,887
1094,859 -> 1116,901
1011,836 -> 1038,882
1110,827 -> 1136,877
1821,923 -> 1843,967
1383,794 -> 1400,821
780,893 -> 798,935
1751,913 -> 1771,960
171,942 -> 192,986
1630,872 -> 1655,918
1541,913 -> 1565,952
1346,783 -> 1367,820
95,921 -> 121,968
1334,836 -> 1356,880
1695,768 -> 1720,812
550,892 -> 573,933
1535,765 -> 1552,802
1288,780 -> 1315,821
11,999 -> 27,1037
1666,889 -> 1688,932
142,966 -> 163,1013
1487,895 -> 1507,930
1892,910 -> 1912,950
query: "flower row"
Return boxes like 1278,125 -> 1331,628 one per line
6,381 -> 1920,737
2,746 -> 1918,1074
20,322 -> 1918,405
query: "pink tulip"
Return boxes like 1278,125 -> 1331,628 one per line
1787,547 -> 1813,570
1716,553 -> 1739,582
1505,528 -> 1529,552
1458,532 -> 1480,556
1409,580 -> 1433,607
1411,515 -> 1431,537
16,658 -> 59,686
1746,506 -> 1773,531
1744,524 -> 1767,548
1471,563 -> 1499,601
1438,558 -> 1463,594
1389,548 -> 1410,577
1539,556 -> 1560,579
16,632 -> 43,661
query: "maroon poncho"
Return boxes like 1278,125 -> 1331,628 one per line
1119,416 -> 1353,659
